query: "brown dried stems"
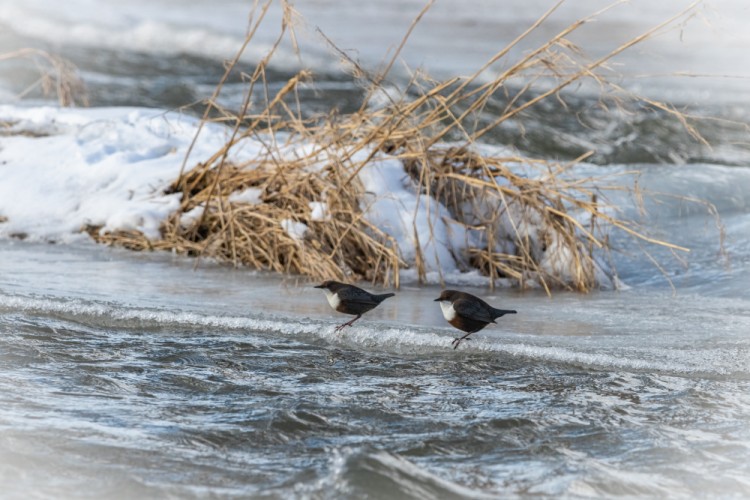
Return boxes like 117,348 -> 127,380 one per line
0,48 -> 88,106
94,1 -> 718,293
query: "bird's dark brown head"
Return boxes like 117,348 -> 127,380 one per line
434,289 -> 462,302
314,280 -> 346,291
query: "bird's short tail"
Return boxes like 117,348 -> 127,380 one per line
374,292 -> 396,303
492,308 -> 517,319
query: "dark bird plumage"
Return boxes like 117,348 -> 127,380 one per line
314,280 -> 395,331
434,290 -> 516,349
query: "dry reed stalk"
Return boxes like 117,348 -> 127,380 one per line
0,48 -> 88,106
158,150 -> 405,285
90,1 -> 721,292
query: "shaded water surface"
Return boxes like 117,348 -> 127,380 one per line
1,242 -> 749,498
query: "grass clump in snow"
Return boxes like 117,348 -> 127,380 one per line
0,49 -> 87,106
92,1 -> 717,293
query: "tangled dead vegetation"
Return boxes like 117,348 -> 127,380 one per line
89,1 -> 720,293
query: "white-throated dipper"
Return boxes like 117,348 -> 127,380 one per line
314,280 -> 395,332
434,290 -> 516,349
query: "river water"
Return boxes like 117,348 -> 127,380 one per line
1,239 -> 748,498
1,0 -> 750,498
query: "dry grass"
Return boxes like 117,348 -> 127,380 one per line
0,48 -> 88,106
89,0 -> 722,292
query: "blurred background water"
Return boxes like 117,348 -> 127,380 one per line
1,0 -> 749,498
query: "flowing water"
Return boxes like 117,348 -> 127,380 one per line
1,0 -> 750,498
1,240 -> 749,498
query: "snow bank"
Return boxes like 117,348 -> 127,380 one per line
0,105 -> 235,242
355,152 -> 465,275
0,105 -> 474,281
0,104 -> 613,288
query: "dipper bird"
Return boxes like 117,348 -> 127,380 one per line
314,280 -> 395,332
434,290 -> 516,349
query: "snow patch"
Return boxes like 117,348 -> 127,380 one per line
280,219 -> 308,241
309,201 -> 329,221
229,188 -> 263,205
0,106 -> 242,242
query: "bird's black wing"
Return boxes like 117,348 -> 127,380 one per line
452,298 -> 495,323
336,286 -> 379,305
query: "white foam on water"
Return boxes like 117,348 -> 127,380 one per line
2,0 -> 748,97
0,0 -> 311,69
0,0 -> 750,102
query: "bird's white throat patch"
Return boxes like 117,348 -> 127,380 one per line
323,289 -> 341,310
439,301 -> 456,321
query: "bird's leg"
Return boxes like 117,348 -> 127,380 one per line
451,332 -> 474,349
334,314 -> 361,332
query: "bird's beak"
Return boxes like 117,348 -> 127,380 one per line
433,298 -> 441,302
313,284 -> 325,289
